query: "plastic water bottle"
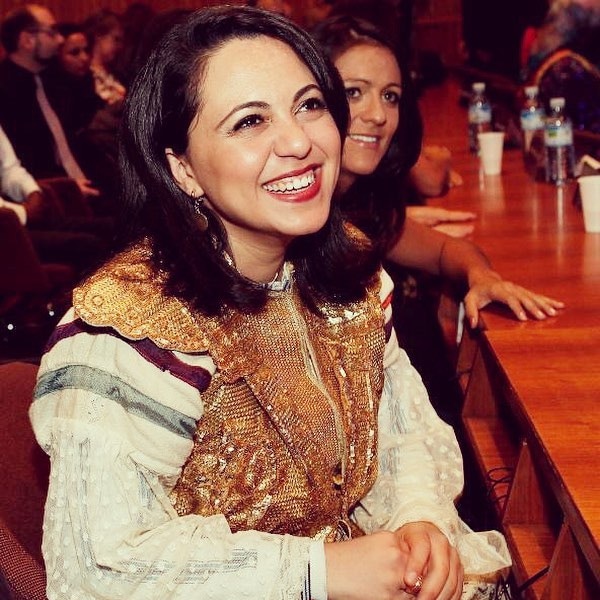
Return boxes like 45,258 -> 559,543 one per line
467,82 -> 492,154
544,97 -> 575,185
520,85 -> 545,179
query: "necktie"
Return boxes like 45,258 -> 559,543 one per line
34,74 -> 86,180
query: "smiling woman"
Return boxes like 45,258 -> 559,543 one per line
30,6 -> 509,600
164,36 -> 341,280
336,42 -> 402,186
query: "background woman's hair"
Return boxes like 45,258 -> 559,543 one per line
311,13 -> 424,255
118,5 -> 379,316
83,8 -> 123,42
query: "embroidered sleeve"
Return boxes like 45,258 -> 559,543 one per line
30,310 -> 312,600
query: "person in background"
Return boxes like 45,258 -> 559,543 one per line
312,14 -> 564,332
31,7 -> 511,600
113,2 -> 156,86
0,3 -> 99,199
0,123 -> 109,274
48,23 -> 103,140
311,13 -> 564,440
521,0 -> 600,79
323,1 -> 473,238
0,123 -> 46,227
84,8 -> 126,107
47,21 -> 122,213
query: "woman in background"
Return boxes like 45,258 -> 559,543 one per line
312,13 -> 564,456
84,9 -> 126,106
48,20 -> 123,212
312,14 -> 564,331
49,22 -> 103,138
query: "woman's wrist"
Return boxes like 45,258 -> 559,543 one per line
466,264 -> 503,289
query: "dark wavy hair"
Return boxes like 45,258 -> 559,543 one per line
118,5 -> 379,316
83,9 -> 123,42
311,14 -> 423,255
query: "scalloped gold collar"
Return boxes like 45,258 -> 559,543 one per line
73,243 -> 211,353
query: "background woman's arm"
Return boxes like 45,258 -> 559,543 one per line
385,219 -> 564,327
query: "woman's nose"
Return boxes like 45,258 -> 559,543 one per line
273,120 -> 311,158
361,96 -> 386,125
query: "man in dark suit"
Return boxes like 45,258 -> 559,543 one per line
0,4 -> 99,198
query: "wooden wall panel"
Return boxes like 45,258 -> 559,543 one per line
414,0 -> 463,67
0,1 -> 246,23
0,1 -> 462,69
0,1 -> 319,23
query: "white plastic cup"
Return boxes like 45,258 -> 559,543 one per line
578,175 -> 600,233
477,131 -> 505,175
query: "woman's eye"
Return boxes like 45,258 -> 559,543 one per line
383,90 -> 401,105
298,95 -> 327,113
232,114 -> 264,132
345,87 -> 361,101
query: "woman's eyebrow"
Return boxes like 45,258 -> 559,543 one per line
294,83 -> 320,102
217,101 -> 269,128
217,83 -> 321,128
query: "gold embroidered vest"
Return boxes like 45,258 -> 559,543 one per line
74,242 -> 386,542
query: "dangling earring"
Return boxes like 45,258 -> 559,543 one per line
190,190 -> 208,232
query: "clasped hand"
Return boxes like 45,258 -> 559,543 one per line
325,521 -> 463,600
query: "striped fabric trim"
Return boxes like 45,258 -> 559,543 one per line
381,290 -> 393,311
300,562 -> 311,600
384,315 -> 394,343
46,318 -> 211,391
44,318 -> 103,352
132,338 -> 211,392
35,365 -> 196,439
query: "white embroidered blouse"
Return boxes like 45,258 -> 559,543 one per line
30,269 -> 510,600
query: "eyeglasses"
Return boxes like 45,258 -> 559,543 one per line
27,25 -> 61,38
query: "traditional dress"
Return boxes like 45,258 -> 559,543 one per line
30,241 -> 511,600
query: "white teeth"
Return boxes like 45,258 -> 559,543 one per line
350,134 -> 378,143
264,170 -> 315,193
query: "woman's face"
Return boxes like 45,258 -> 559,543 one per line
59,32 -> 91,77
334,42 -> 401,186
167,35 -> 341,265
95,26 -> 124,64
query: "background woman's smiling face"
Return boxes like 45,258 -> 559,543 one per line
168,35 -> 341,266
335,43 -> 402,185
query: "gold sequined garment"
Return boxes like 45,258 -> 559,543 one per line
75,242 -> 386,542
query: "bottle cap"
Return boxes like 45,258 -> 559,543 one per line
524,85 -> 539,97
473,82 -> 485,93
549,97 -> 565,108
